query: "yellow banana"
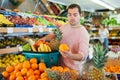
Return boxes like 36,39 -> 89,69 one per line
38,46 -> 41,52
43,44 -> 48,52
46,45 -> 52,52
39,43 -> 45,52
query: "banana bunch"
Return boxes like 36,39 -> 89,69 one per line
38,43 -> 51,52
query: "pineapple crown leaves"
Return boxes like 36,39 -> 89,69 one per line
45,68 -> 61,80
52,27 -> 62,41
93,43 -> 107,68
93,43 -> 106,56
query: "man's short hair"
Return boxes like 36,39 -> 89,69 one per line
67,4 -> 81,13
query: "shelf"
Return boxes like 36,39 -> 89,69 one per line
90,36 -> 120,39
0,46 -> 22,54
87,27 -> 120,30
0,27 -> 54,33
108,45 -> 119,48
109,37 -> 120,39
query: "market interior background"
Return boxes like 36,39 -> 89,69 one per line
0,0 -> 120,80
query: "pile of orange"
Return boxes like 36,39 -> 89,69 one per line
105,65 -> 120,73
2,57 -> 78,80
2,58 -> 47,80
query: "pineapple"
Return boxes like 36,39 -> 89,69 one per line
88,43 -> 107,80
60,71 -> 78,80
49,27 -> 62,51
46,68 -> 61,80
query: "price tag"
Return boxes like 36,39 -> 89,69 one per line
48,28 -> 53,32
92,28 -> 96,30
28,28 -> 33,33
39,28 -> 43,32
7,28 -> 13,33
18,46 -> 23,51
111,37 -> 116,39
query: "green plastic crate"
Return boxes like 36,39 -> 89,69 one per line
22,51 -> 60,67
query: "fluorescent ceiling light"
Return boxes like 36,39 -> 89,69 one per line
91,0 -> 115,10
82,9 -> 95,12
47,0 -> 67,5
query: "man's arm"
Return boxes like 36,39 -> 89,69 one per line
60,50 -> 84,61
37,33 -> 55,42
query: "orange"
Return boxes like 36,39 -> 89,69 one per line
35,74 -> 40,79
51,66 -> 58,71
28,75 -> 36,80
13,69 -> 19,73
9,74 -> 16,80
31,63 -> 38,70
57,66 -> 64,72
24,75 -> 28,80
40,72 -> 47,79
41,77 -> 49,80
15,63 -> 23,70
23,61 -> 30,69
6,66 -> 14,73
16,76 -> 24,80
39,63 -> 46,72
63,67 -> 70,72
30,58 -> 38,64
37,40 -> 43,46
45,42 -> 49,45
27,70 -> 34,77
21,68 -> 28,75
2,71 -> 9,78
59,44 -> 69,52
16,72 -> 22,77
34,70 -> 40,75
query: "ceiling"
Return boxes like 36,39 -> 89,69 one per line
47,0 -> 120,12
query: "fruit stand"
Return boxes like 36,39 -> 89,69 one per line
1,3 -> 120,80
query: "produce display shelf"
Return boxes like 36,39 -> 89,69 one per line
108,37 -> 120,39
0,27 -> 54,33
90,36 -> 120,39
87,27 -> 120,30
0,46 -> 22,54
108,45 -> 119,48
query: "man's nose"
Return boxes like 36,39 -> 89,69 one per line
70,15 -> 74,19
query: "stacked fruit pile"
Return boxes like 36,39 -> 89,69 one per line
6,16 -> 41,27
0,14 -> 14,27
0,37 -> 26,48
105,58 -> 120,73
110,46 -> 120,53
0,54 -> 26,68
32,40 -> 52,52
2,58 -> 79,80
22,27 -> 62,52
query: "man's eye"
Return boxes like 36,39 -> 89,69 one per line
74,14 -> 77,17
68,14 -> 71,16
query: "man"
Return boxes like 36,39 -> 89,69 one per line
37,4 -> 89,74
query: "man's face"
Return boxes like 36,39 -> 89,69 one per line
67,8 -> 81,26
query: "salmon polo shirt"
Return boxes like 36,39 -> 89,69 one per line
59,24 -> 90,72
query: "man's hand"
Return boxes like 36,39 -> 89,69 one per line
60,50 -> 72,58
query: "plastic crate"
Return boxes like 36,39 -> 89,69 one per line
22,51 -> 60,67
